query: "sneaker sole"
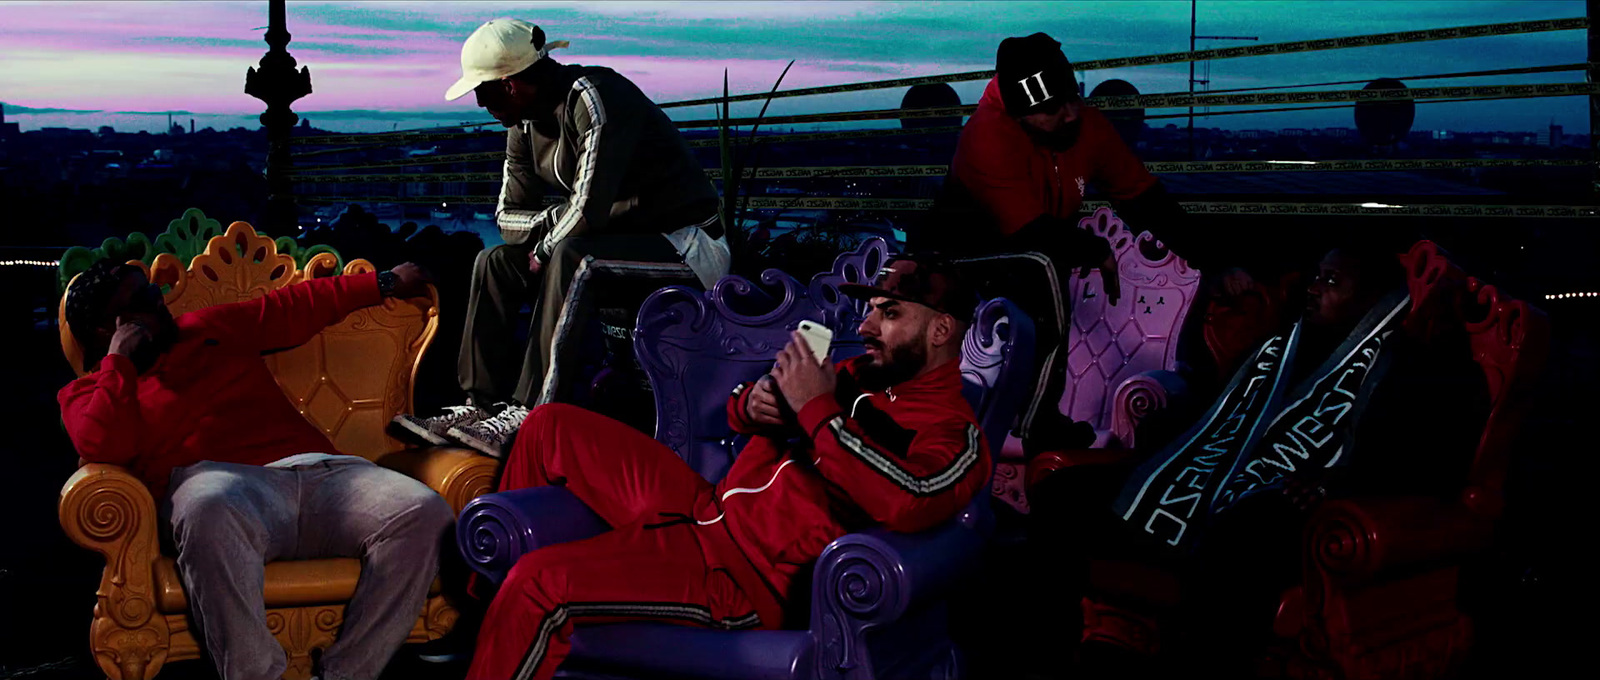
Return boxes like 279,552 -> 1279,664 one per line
446,425 -> 508,458
392,416 -> 452,447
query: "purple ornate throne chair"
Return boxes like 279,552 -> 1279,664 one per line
632,238 -> 892,481
957,207 -> 1200,514
455,241 -> 1036,680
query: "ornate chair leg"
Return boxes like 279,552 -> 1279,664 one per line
91,610 -> 170,680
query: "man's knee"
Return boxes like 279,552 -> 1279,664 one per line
369,474 -> 456,543
502,544 -> 571,597
519,403 -> 588,438
549,238 -> 587,268
478,245 -> 530,278
168,475 -> 262,547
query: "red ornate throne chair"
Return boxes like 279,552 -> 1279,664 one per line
1026,240 -> 1550,679
1273,240 -> 1550,680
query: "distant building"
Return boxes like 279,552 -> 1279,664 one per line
1537,123 -> 1562,148
1281,128 -> 1310,138
0,104 -> 20,140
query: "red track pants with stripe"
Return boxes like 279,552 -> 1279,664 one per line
465,404 -> 767,680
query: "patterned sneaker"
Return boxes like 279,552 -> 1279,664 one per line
393,403 -> 490,446
446,403 -> 530,458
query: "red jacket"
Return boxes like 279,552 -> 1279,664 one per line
58,273 -> 383,499
716,357 -> 990,608
952,77 -> 1157,236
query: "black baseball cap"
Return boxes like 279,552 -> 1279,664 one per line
839,254 -> 981,325
996,32 -> 1082,116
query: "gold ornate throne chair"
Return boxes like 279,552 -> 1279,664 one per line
56,221 -> 500,680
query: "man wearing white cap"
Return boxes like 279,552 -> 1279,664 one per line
397,19 -> 729,456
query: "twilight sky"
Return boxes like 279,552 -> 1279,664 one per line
0,0 -> 1588,133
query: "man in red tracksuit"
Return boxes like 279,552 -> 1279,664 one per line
466,255 -> 991,680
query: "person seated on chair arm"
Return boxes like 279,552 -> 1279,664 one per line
463,255 -> 993,680
59,259 -> 454,680
395,18 -> 731,457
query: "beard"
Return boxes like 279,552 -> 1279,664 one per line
856,330 -> 929,391
1025,117 -> 1083,151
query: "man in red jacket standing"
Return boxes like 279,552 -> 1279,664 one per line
923,32 -> 1225,290
58,259 -> 455,680
464,255 -> 991,680
919,33 -> 1244,452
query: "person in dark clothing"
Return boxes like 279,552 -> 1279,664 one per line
917,33 -> 1236,291
395,18 -> 729,456
917,32 -> 1249,450
1028,244 -> 1490,677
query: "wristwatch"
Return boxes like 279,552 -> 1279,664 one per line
377,270 -> 399,297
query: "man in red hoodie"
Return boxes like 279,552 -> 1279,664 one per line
464,255 -> 991,680
58,259 -> 455,680
922,32 -> 1225,291
918,33 -> 1246,452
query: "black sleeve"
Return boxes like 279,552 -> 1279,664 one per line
1107,180 -> 1226,272
1005,213 -> 1115,271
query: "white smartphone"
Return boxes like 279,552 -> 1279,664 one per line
795,320 -> 833,364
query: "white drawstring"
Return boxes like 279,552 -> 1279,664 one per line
850,393 -> 872,418
695,454 -> 823,526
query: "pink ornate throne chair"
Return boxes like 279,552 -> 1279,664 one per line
981,207 -> 1200,513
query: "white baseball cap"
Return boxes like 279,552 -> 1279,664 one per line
444,19 -> 569,102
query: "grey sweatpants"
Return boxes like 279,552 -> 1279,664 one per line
161,457 -> 455,680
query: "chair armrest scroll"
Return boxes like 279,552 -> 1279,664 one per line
1309,496 -> 1492,584
374,446 -> 501,516
455,486 -> 610,585
1110,369 -> 1187,450
810,519 -> 986,632
58,463 -> 165,630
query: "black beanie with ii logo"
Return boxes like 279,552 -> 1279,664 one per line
996,32 -> 1082,116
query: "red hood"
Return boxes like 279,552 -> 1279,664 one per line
978,77 -> 1006,112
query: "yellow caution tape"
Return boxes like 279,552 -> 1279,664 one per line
290,152 -> 507,175
296,195 -> 1599,218
290,130 -> 503,151
659,17 -> 1588,108
685,125 -> 964,148
294,172 -> 502,184
675,82 -> 1598,129
292,158 -> 1585,183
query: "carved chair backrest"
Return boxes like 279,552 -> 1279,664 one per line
633,239 -> 890,483
1061,207 -> 1200,432
58,221 -> 439,461
962,298 -> 1037,458
1399,241 -> 1549,517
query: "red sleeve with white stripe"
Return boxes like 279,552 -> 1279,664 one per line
795,395 -> 990,533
